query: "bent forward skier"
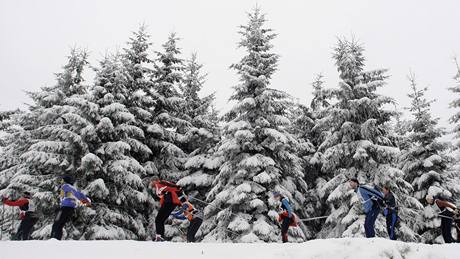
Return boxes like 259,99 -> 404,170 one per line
171,196 -> 203,242
152,179 -> 183,241
349,178 -> 384,238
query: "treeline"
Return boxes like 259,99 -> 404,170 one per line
1,7 -> 459,243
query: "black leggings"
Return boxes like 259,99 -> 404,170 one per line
441,216 -> 454,243
187,217 -> 203,242
51,207 -> 75,240
281,217 -> 290,243
155,202 -> 177,237
14,213 -> 38,240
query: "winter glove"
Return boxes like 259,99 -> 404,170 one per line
81,198 -> 92,207
454,208 -> 460,215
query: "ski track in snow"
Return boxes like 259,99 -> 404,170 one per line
0,238 -> 458,259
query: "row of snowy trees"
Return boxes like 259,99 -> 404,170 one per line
1,8 -> 460,243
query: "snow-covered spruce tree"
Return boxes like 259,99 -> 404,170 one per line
202,8 -> 311,243
0,109 -> 29,240
0,49 -> 96,239
149,33 -> 191,182
0,109 -> 25,189
177,53 -> 220,190
173,53 -> 221,241
120,26 -> 161,239
390,105 -> 412,151
288,74 -> 335,233
180,53 -> 219,151
310,73 -> 330,113
148,33 -> 195,240
287,103 -> 320,235
446,58 -> 460,208
122,25 -> 156,157
314,38 -> 421,241
449,58 -> 460,147
80,53 -> 152,240
400,74 -> 454,243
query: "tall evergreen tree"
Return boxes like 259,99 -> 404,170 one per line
400,74 -> 454,243
148,33 -> 191,184
449,58 -> 460,146
202,8 -> 311,242
314,38 -> 421,241
0,49 -> 95,239
310,73 -> 329,112
177,53 -> 221,197
0,109 -> 28,240
80,53 -> 152,239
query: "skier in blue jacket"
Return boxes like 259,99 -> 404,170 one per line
171,196 -> 203,242
50,175 -> 91,240
349,178 -> 384,238
273,192 -> 295,243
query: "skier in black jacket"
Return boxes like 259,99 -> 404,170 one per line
382,185 -> 398,240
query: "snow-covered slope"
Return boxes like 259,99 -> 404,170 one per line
0,238 -> 458,259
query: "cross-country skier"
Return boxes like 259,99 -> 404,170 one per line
382,185 -> 398,240
171,196 -> 203,242
151,179 -> 183,241
349,178 -> 384,238
273,192 -> 296,243
50,175 -> 91,240
426,194 -> 459,243
1,191 -> 38,240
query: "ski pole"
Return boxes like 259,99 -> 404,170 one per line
1,203 -> 4,240
189,196 -> 241,219
298,215 -> 329,222
10,207 -> 14,239
438,214 -> 459,220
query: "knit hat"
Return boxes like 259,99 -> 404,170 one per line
349,178 -> 360,185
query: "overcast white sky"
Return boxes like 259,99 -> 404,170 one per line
1,0 -> 460,137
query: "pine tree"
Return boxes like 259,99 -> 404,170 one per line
449,58 -> 460,146
0,109 -> 28,240
288,101 -> 320,235
202,8 -> 311,243
149,33 -> 191,182
177,53 -> 221,198
0,109 -> 25,188
122,25 -> 156,145
314,38 -> 421,241
0,49 -> 96,239
80,53 -> 152,240
391,105 -> 412,151
310,74 -> 330,112
400,73 -> 452,243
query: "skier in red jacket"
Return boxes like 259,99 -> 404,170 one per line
1,191 -> 38,240
426,194 -> 459,243
151,179 -> 184,241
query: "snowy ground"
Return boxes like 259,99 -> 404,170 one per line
0,238 -> 458,259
